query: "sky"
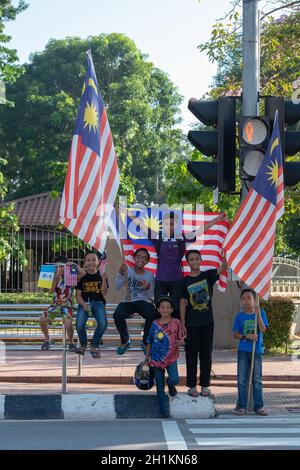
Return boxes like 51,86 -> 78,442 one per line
5,0 -> 231,131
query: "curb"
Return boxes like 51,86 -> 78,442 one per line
0,393 -> 215,420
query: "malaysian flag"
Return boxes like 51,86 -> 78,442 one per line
60,50 -> 119,252
118,208 -> 229,291
223,112 -> 284,300
64,264 -> 78,287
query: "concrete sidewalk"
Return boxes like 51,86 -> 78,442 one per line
0,349 -> 299,417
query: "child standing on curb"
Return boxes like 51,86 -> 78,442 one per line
75,251 -> 108,359
232,288 -> 269,416
145,296 -> 185,418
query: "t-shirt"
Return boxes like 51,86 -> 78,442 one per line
147,318 -> 185,369
76,272 -> 107,303
232,310 -> 269,354
153,234 -> 196,282
180,269 -> 219,327
115,267 -> 154,302
52,278 -> 74,307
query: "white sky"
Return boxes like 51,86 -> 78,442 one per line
6,0 -> 231,131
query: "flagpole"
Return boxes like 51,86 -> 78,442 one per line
247,294 -> 259,411
115,201 -> 131,301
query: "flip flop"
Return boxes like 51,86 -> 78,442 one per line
200,387 -> 211,397
90,349 -> 101,359
235,408 -> 247,416
188,387 -> 199,398
256,408 -> 268,416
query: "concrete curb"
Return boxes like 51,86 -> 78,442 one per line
0,393 -> 215,420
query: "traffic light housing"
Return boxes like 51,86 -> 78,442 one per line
265,96 -> 300,187
238,116 -> 270,180
187,97 -> 236,193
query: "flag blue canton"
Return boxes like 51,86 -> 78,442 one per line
74,51 -> 103,156
252,115 -> 283,206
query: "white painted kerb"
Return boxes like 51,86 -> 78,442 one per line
62,394 -> 116,420
169,395 -> 215,419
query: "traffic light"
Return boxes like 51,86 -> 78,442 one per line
238,116 -> 270,180
265,96 -> 300,187
187,96 -> 236,193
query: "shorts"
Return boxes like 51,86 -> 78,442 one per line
44,304 -> 73,319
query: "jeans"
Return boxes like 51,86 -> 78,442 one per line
154,362 -> 179,417
237,350 -> 264,411
76,301 -> 107,348
113,301 -> 157,345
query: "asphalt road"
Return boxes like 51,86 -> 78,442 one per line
0,416 -> 300,450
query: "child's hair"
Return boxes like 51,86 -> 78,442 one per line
156,295 -> 174,310
84,250 -> 101,260
241,288 -> 256,299
53,254 -> 68,264
185,249 -> 201,262
133,248 -> 150,262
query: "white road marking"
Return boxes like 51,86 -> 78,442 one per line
190,427 -> 300,434
195,437 -> 300,448
162,421 -> 188,450
186,417 -> 300,425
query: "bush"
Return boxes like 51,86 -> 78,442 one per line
261,297 -> 296,353
0,292 -> 52,304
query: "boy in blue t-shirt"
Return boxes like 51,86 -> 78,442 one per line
232,288 -> 269,416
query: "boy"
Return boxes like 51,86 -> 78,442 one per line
232,288 -> 268,416
39,255 -> 84,351
75,251 -> 108,359
146,296 -> 185,418
114,248 -> 157,355
180,249 -> 226,397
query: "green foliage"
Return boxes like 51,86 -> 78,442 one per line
0,0 -> 27,86
0,292 -> 52,304
0,158 -> 19,262
260,297 -> 296,352
0,33 -> 183,204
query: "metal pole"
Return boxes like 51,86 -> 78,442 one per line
241,0 -> 260,202
62,321 -> 67,394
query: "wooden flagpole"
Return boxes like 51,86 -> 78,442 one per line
247,294 -> 259,411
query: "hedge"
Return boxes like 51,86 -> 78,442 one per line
260,297 -> 296,352
0,292 -> 52,304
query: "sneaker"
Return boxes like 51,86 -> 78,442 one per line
41,339 -> 54,351
140,341 -> 147,355
117,339 -> 132,355
68,343 -> 77,352
168,384 -> 177,397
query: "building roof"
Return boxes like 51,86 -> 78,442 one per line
3,192 -> 62,227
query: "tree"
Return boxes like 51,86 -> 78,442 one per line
167,9 -> 300,256
0,33 -> 183,204
0,0 -> 27,261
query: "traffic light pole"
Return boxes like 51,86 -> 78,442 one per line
241,0 -> 260,201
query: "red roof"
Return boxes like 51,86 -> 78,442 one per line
3,192 -> 62,227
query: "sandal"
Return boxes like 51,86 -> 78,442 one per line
90,349 -> 101,359
256,408 -> 268,416
188,387 -> 199,398
75,346 -> 86,356
200,387 -> 211,397
235,408 -> 247,416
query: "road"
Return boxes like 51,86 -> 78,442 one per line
0,416 -> 299,450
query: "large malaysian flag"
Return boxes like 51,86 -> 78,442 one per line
60,50 -> 119,252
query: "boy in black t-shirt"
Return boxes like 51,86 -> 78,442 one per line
180,250 -> 226,398
75,251 -> 108,358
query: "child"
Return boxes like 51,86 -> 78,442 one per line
75,251 -> 108,359
114,248 -> 157,355
39,254 -> 82,351
180,249 -> 227,398
232,288 -> 269,416
146,296 -> 185,418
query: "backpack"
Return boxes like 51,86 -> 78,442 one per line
134,361 -> 155,390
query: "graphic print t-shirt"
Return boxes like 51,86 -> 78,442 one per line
76,272 -> 107,303
232,310 -> 269,354
180,270 -> 219,327
147,318 -> 185,369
